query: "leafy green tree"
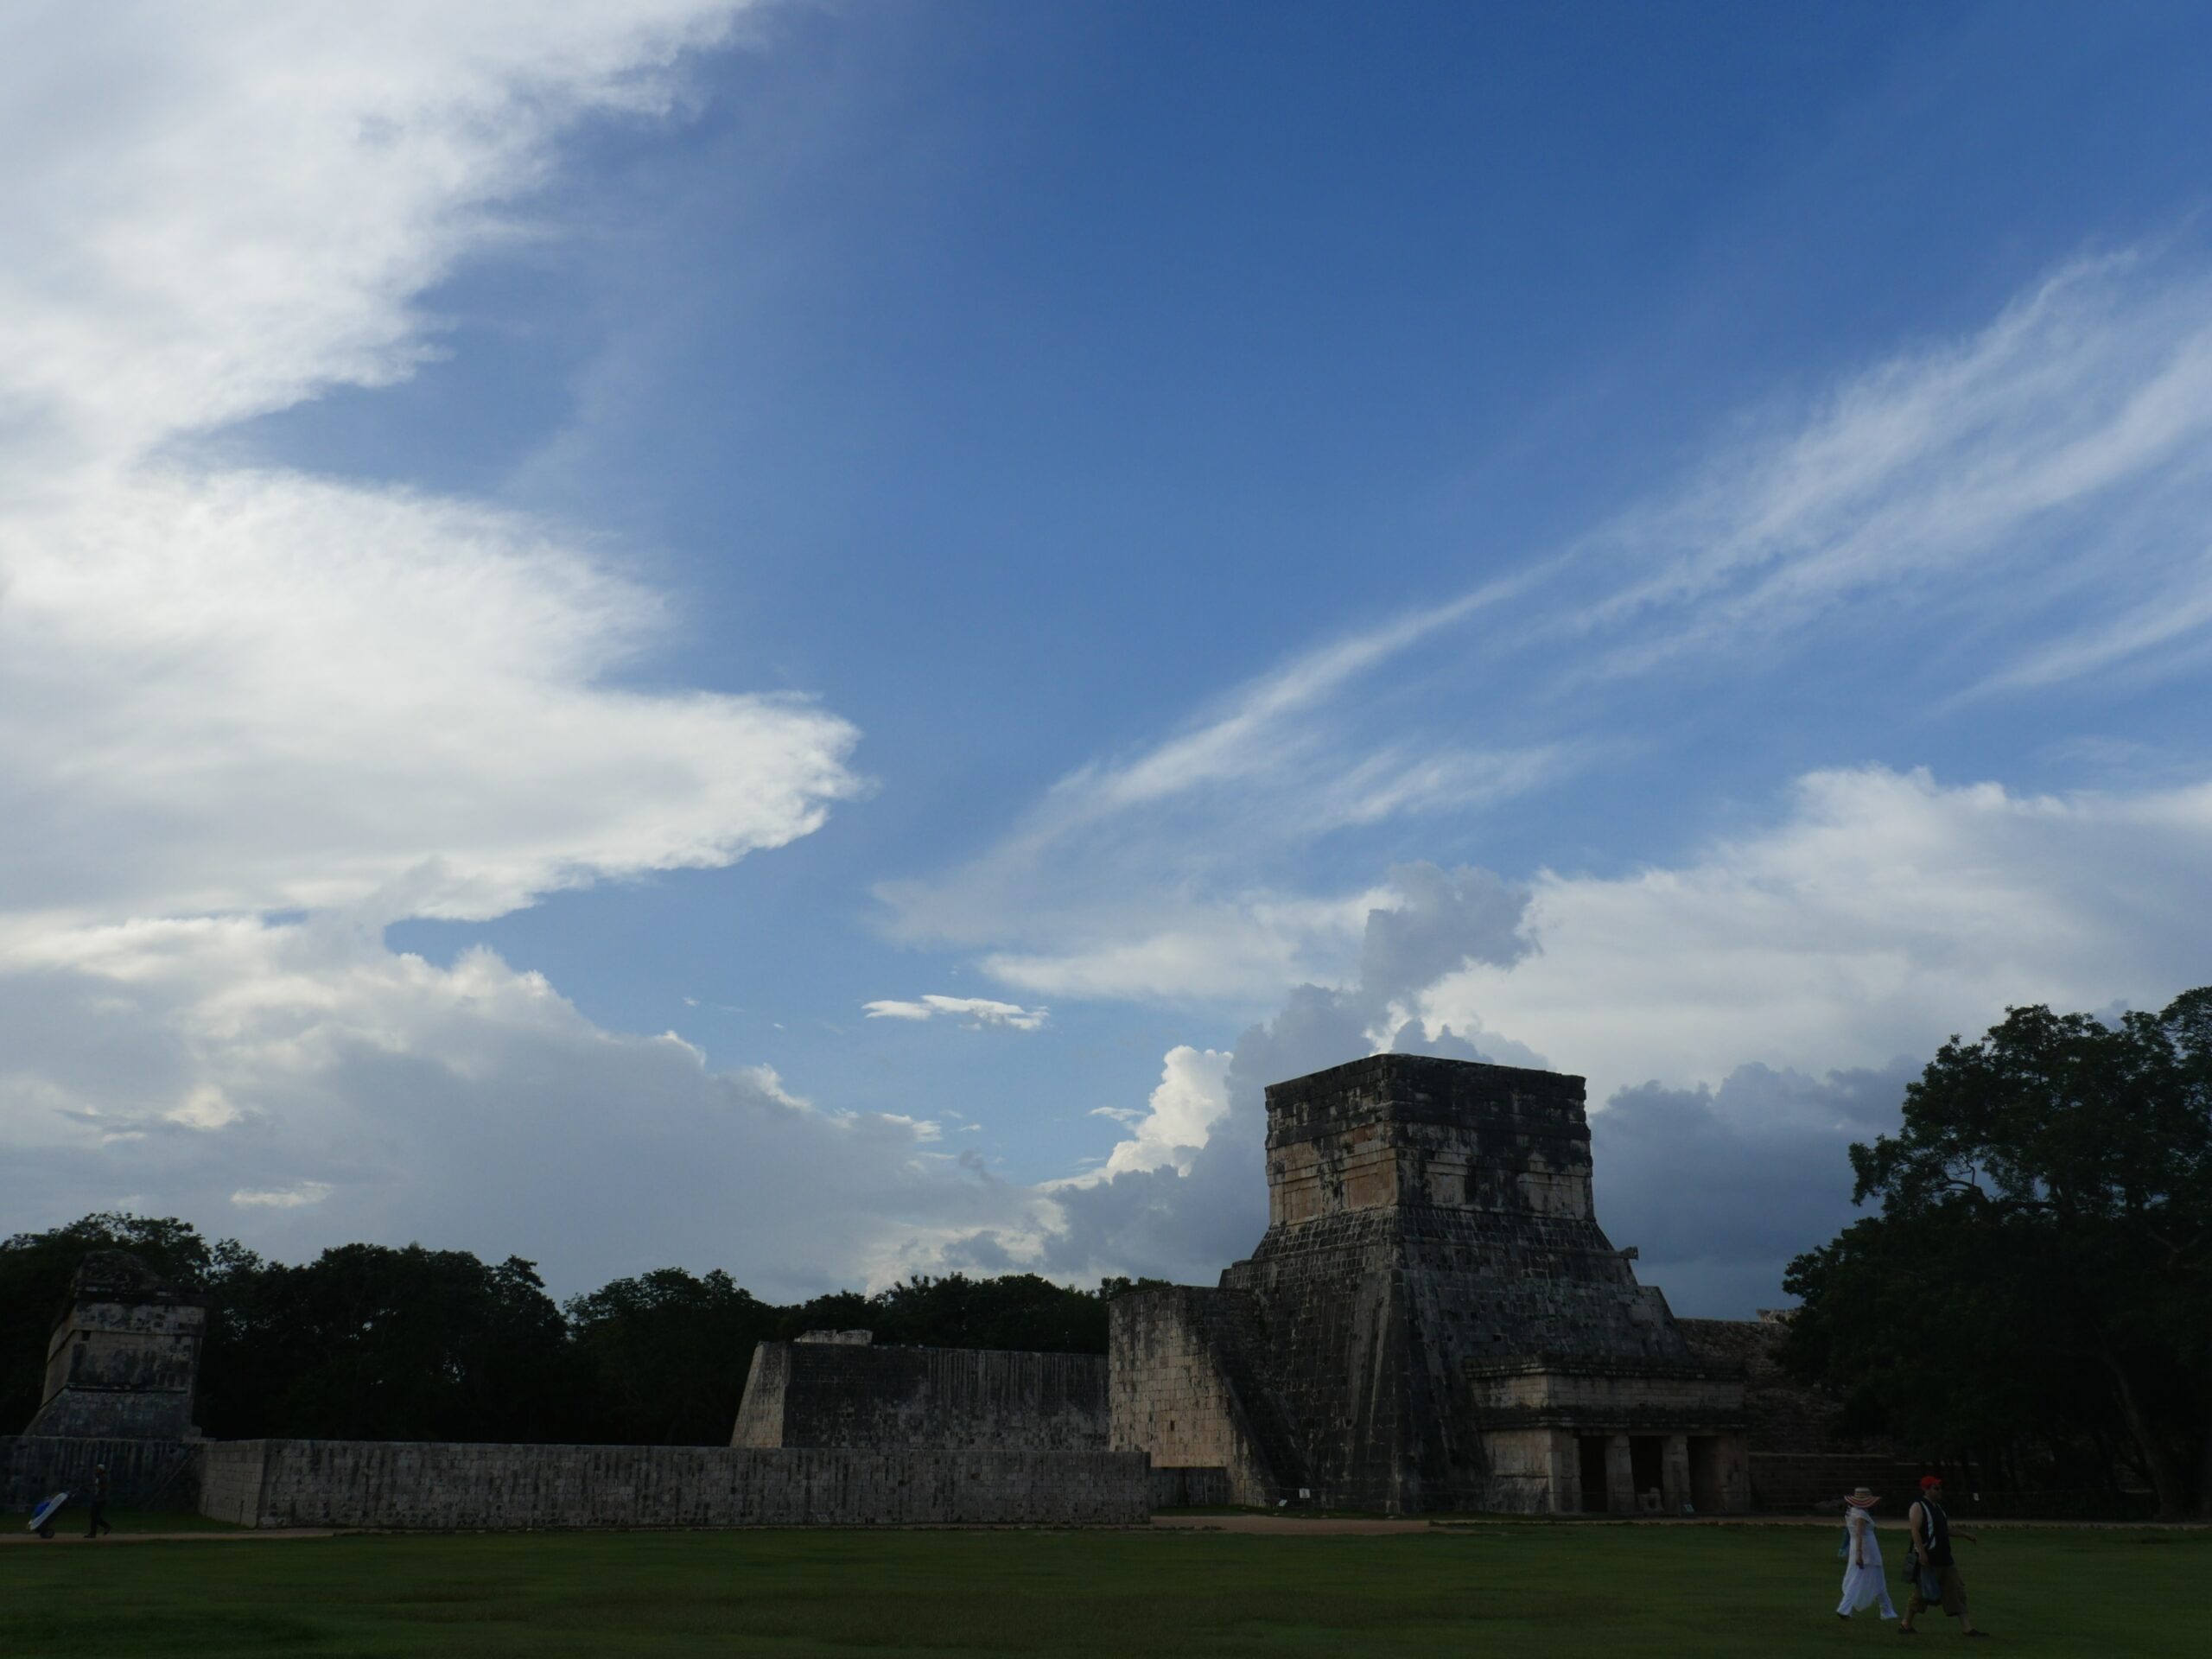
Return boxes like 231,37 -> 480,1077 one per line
1787,988 -> 2212,1518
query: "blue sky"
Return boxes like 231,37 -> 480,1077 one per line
5,2 -> 2212,1316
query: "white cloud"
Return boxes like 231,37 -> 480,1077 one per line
232,1181 -> 333,1211
1421,766 -> 2212,1107
948,775 -> 2212,1306
0,1 -> 750,467
168,1086 -> 244,1133
1560,250 -> 2212,690
0,7 -> 860,943
963,868 -> 1536,1286
887,245 -> 2212,1017
877,607 -> 1566,1007
861,995 -> 1049,1031
0,918 -> 1046,1296
906,246 -> 2212,1302
0,4 -> 915,1294
976,890 -> 1384,1005
1,469 -> 861,927
1053,1046 -> 1231,1185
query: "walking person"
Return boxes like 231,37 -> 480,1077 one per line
83,1463 -> 112,1539
1898,1474 -> 1986,1637
1836,1487 -> 1898,1622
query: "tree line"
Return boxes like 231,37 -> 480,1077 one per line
1,1218 -> 1145,1447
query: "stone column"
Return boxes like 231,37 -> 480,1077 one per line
1605,1433 -> 1635,1516
1662,1433 -> 1691,1513
1720,1431 -> 1752,1514
1546,1431 -> 1577,1515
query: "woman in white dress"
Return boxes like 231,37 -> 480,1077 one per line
1837,1486 -> 1898,1621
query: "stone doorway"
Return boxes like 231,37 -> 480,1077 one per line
1688,1435 -> 1725,1514
1630,1435 -> 1665,1510
1577,1436 -> 1611,1513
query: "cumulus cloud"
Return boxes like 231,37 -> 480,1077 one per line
16,6 -> 2212,1321
861,995 -> 1048,1031
1420,766 -> 2212,1108
0,4 -> 908,1291
0,4 -> 859,936
0,918 -> 1043,1296
1,470 -> 860,927
1001,866 -> 1536,1283
0,0 -> 749,465
1058,1046 -> 1231,1185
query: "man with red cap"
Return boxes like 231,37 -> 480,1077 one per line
1899,1473 -> 1988,1637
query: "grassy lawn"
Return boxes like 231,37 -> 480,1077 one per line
3,1522 -> 2205,1656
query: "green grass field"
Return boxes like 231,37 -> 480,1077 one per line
4,1521 -> 2206,1656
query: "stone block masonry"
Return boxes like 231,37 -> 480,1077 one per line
1,1435 -> 200,1510
735,1337 -> 1107,1452
196,1440 -> 1147,1529
1678,1314 -> 1923,1511
1108,1288 -> 1281,1508
25,1251 -> 206,1440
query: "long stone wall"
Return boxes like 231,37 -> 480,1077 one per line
734,1339 -> 1107,1452
198,1440 -> 1147,1529
0,1435 -> 199,1510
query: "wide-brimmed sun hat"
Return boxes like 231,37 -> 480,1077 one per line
1846,1487 -> 1879,1507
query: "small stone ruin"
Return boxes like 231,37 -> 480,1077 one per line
24,1250 -> 206,1441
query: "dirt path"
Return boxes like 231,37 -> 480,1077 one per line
3,1528 -> 338,1546
1157,1512 -> 2208,1535
1152,1515 -> 1435,1535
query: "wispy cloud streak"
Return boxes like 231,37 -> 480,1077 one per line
888,239 -> 2212,1008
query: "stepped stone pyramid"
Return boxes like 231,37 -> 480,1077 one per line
1109,1053 -> 1749,1514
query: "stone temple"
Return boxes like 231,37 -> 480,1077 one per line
1109,1053 -> 1751,1513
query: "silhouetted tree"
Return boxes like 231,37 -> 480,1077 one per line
1788,988 -> 2212,1517
5,1217 -> 1155,1447
855,1273 -> 1111,1353
203,1244 -> 578,1442
566,1268 -> 782,1444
